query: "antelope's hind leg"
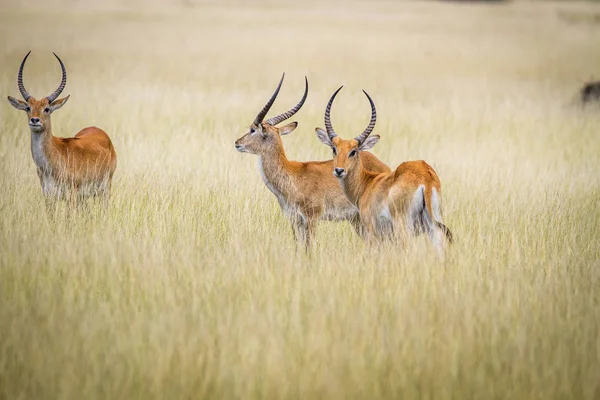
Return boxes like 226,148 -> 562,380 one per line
97,179 -> 113,215
429,188 -> 453,253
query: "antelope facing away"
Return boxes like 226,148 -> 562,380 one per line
316,87 -> 453,254
7,52 -> 117,211
234,74 -> 390,249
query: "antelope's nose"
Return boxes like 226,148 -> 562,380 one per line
30,118 -> 40,124
334,168 -> 345,177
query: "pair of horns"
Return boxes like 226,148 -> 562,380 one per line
254,73 -> 308,127
17,51 -> 67,103
324,86 -> 377,144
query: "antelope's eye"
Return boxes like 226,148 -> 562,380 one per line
332,147 -> 337,155
250,128 -> 255,134
44,108 -> 50,113
349,149 -> 357,157
25,106 -> 31,112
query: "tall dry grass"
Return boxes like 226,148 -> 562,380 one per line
1,0 -> 599,398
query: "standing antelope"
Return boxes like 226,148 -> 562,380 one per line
234,74 -> 390,249
316,87 -> 453,254
7,52 -> 117,211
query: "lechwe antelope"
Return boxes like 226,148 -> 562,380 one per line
7,52 -> 117,211
316,87 -> 453,254
234,74 -> 390,249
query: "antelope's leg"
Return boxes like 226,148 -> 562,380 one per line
289,213 -> 315,252
350,215 -> 367,239
304,217 -> 317,251
65,186 -> 81,221
101,180 -> 112,211
289,214 -> 306,244
360,213 -> 380,245
428,223 -> 448,259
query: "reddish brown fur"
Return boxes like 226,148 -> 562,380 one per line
8,95 -> 117,205
393,160 -> 442,220
235,122 -> 390,248
47,126 -> 117,185
328,136 -> 450,249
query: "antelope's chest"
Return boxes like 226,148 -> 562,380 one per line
260,169 -> 295,218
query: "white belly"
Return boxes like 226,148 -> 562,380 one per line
320,204 -> 358,222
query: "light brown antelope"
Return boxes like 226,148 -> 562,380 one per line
316,86 -> 452,254
7,52 -> 117,212
234,74 -> 390,249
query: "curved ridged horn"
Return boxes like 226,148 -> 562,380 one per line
17,51 -> 32,101
265,76 -> 308,126
46,53 -> 67,103
253,73 -> 285,126
324,86 -> 343,139
354,90 -> 376,144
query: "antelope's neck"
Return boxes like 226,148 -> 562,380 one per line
258,148 -> 294,197
342,156 -> 373,207
30,127 -> 57,173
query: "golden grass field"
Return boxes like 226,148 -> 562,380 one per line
1,0 -> 599,398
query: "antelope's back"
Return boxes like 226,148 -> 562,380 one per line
70,126 -> 117,178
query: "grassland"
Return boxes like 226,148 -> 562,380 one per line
1,0 -> 599,398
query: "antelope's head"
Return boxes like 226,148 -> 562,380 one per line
7,51 -> 70,133
316,87 -> 380,178
235,74 -> 308,155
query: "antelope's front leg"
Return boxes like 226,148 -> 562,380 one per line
304,217 -> 317,251
289,214 -> 306,246
350,215 -> 367,239
289,214 -> 315,252
359,213 -> 380,245
66,186 -> 87,218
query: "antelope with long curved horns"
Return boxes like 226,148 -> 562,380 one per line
235,74 -> 390,249
316,87 -> 452,254
7,51 -> 117,211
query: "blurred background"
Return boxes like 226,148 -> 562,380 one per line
1,1 -> 599,399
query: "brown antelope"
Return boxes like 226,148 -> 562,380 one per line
7,51 -> 117,211
234,74 -> 390,249
316,87 -> 453,254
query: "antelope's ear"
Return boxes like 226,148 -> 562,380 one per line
48,95 -> 70,112
7,96 -> 28,111
358,135 -> 380,151
315,127 -> 333,147
279,121 -> 298,136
